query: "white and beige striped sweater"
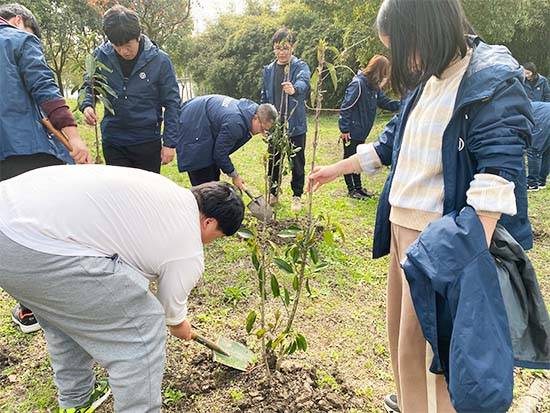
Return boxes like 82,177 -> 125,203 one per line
354,48 -> 516,232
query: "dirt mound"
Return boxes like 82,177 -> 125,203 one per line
164,351 -> 364,412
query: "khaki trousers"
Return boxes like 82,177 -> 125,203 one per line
387,224 -> 455,413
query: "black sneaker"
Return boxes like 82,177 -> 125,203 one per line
527,183 -> 540,192
348,189 -> 369,200
11,303 -> 41,333
384,394 -> 401,412
539,181 -> 547,189
356,187 -> 375,198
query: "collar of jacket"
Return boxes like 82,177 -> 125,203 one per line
0,16 -> 9,26
98,34 -> 159,77
453,35 -> 523,113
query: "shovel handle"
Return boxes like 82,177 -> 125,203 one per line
192,332 -> 229,356
41,117 -> 73,152
243,188 -> 256,201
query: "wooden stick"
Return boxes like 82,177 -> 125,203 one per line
40,117 -> 73,152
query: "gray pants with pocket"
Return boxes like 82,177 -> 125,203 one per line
0,231 -> 166,412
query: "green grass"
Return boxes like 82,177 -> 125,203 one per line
0,109 -> 548,412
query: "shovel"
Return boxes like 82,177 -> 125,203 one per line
192,332 -> 255,372
243,188 -> 273,221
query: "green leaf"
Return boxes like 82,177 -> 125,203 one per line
270,274 -> 280,298
272,332 -> 287,349
313,262 -> 329,273
278,225 -> 301,238
323,230 -> 334,246
85,55 -> 96,78
309,70 -> 319,106
326,63 -> 338,90
286,340 -> 297,355
97,95 -> 115,115
256,328 -> 266,339
95,81 -> 118,99
251,251 -> 260,271
292,275 -> 299,291
273,258 -> 293,274
296,334 -> 308,351
283,288 -> 290,306
309,247 -> 320,264
96,61 -> 113,73
245,311 -> 257,334
305,278 -> 312,296
237,228 -> 254,239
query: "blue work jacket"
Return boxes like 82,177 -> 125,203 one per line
176,95 -> 257,174
261,56 -> 310,137
338,71 -> 400,142
0,19 -> 72,163
372,37 -> 534,258
79,35 -> 181,147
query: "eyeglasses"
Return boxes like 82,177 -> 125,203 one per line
273,45 -> 292,52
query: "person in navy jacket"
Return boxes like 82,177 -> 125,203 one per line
79,5 -> 181,173
0,3 -> 91,334
523,62 -> 550,102
261,27 -> 311,212
175,95 -> 277,191
309,0 -> 533,411
527,102 -> 550,191
338,55 -> 400,199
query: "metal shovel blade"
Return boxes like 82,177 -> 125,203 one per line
244,188 -> 273,221
247,197 -> 273,221
212,337 -> 256,371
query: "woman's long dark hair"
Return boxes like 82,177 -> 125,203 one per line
376,0 -> 474,95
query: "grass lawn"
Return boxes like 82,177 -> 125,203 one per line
0,108 -> 548,412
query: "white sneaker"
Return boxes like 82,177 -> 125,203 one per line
291,196 -> 302,212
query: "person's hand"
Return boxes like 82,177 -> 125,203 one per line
169,319 -> 193,341
83,106 -> 97,126
160,146 -> 175,165
281,81 -> 295,95
379,77 -> 389,89
340,132 -> 351,143
307,164 -> 342,192
232,175 -> 246,191
62,126 -> 92,164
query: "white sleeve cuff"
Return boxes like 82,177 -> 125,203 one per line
164,304 -> 188,326
466,173 -> 516,216
356,143 -> 383,175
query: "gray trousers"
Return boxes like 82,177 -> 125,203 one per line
0,231 -> 166,412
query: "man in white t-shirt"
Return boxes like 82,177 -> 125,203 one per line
0,164 -> 245,413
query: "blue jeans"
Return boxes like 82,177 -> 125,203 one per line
527,146 -> 550,186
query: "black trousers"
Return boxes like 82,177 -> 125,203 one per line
0,153 -> 64,313
103,139 -> 162,173
0,153 -> 64,181
343,139 -> 363,192
268,133 -> 306,197
188,164 -> 221,186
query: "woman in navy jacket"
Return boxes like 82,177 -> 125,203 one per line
309,0 -> 533,411
338,55 -> 400,199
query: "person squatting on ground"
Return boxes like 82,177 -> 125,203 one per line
175,94 -> 277,191
0,165 -> 245,412
527,101 -> 550,191
309,0 -> 533,411
79,5 -> 181,173
522,61 -> 550,102
338,54 -> 400,200
261,27 -> 311,212
0,3 -> 91,334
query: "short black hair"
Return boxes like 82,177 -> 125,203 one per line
523,62 -> 538,76
0,3 -> 41,38
103,5 -> 141,46
191,182 -> 245,236
376,0 -> 472,95
272,27 -> 295,46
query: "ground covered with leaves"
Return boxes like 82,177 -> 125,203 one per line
0,113 -> 548,412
